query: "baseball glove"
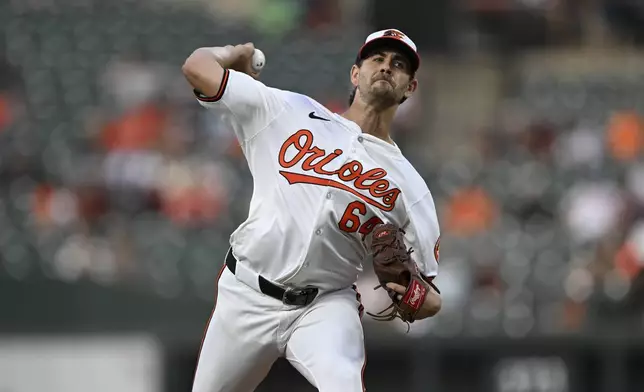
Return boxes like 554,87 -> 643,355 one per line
364,223 -> 432,328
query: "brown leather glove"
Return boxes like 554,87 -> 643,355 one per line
364,223 -> 432,327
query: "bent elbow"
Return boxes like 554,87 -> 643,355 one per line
182,48 -> 210,76
423,292 -> 442,318
182,52 -> 201,78
428,296 -> 442,316
182,49 -> 224,97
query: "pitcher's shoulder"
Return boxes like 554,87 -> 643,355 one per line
277,91 -> 336,115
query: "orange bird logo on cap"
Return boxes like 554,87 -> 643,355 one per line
383,30 -> 405,40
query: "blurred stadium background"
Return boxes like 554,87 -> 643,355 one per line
2,0 -> 644,391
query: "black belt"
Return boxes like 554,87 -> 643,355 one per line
225,250 -> 319,306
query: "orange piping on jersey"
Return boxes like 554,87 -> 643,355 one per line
195,69 -> 230,102
361,341 -> 367,392
192,264 -> 227,385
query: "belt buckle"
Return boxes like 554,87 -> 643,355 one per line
282,287 -> 318,306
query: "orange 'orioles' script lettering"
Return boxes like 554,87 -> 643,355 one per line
278,129 -> 400,211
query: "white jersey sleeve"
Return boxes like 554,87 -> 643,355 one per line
193,69 -> 286,143
403,191 -> 440,281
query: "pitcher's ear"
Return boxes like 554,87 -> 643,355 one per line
404,79 -> 418,99
350,64 -> 360,87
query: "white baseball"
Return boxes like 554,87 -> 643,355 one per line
251,49 -> 265,72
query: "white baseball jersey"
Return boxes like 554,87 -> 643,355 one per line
196,69 -> 440,291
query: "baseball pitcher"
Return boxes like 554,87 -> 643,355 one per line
183,28 -> 442,392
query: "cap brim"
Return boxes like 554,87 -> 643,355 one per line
357,37 -> 420,72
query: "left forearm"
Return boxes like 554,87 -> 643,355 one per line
417,288 -> 441,319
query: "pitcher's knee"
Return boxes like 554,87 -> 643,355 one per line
315,360 -> 364,392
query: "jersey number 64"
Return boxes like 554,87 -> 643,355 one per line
338,201 -> 384,237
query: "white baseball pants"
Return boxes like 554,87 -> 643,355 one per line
191,266 -> 366,392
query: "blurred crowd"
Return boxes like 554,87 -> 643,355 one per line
430,74 -> 644,338
2,0 -> 644,338
0,0 -> 365,299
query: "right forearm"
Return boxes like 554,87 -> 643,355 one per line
193,46 -> 238,69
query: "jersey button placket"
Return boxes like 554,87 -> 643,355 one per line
352,136 -> 363,152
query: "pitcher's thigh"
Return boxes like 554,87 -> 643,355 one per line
192,269 -> 280,392
285,290 -> 366,392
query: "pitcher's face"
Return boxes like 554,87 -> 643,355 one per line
351,50 -> 416,108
